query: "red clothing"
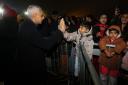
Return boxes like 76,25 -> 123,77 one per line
95,23 -> 108,37
4,4 -> 17,17
99,26 -> 126,70
95,23 -> 108,28
100,65 -> 119,77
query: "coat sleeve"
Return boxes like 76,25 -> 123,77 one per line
19,22 -> 64,51
99,37 -> 107,51
31,30 -> 63,51
114,38 -> 126,54
64,31 -> 77,41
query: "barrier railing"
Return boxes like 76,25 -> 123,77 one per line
78,43 -> 102,85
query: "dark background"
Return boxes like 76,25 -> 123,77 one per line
3,0 -> 128,16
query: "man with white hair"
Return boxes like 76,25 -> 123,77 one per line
26,5 -> 46,24
13,5 -> 66,85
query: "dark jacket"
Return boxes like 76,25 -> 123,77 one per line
16,19 -> 63,84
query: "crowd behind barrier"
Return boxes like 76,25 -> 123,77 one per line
0,3 -> 128,85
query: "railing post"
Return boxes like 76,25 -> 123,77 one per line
79,46 -> 86,85
79,43 -> 102,85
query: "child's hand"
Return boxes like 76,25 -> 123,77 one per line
111,52 -> 115,56
104,50 -> 112,57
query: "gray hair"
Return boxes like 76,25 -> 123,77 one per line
26,5 -> 42,18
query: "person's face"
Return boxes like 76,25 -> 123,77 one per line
79,26 -> 89,33
34,10 -> 45,24
99,14 -> 107,24
109,30 -> 118,39
86,17 -> 92,22
121,14 -> 128,24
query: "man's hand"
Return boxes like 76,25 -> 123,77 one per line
58,18 -> 66,33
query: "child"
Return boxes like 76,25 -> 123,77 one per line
93,14 -> 109,57
64,23 -> 94,78
93,14 -> 108,43
99,25 -> 126,85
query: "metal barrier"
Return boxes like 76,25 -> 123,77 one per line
46,41 -> 102,85
79,43 -> 102,85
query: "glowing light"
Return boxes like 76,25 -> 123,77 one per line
0,7 -> 4,15
24,11 -> 28,15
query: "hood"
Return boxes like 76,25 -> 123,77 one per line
106,25 -> 121,38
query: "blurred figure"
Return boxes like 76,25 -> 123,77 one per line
85,15 -> 95,26
120,13 -> 128,42
15,5 -> 66,85
110,7 -> 120,25
49,11 -> 59,32
119,13 -> 128,85
17,14 -> 24,24
92,14 -> 108,57
93,14 -> 108,43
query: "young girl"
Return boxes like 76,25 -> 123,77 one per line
93,14 -> 108,43
99,25 -> 126,85
64,23 -> 94,77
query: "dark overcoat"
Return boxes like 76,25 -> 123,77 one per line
16,19 -> 63,85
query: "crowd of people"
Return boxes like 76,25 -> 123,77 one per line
0,3 -> 128,85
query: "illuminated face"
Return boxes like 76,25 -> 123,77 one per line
99,14 -> 107,24
33,10 -> 45,24
79,26 -> 89,33
121,14 -> 128,24
109,30 -> 118,38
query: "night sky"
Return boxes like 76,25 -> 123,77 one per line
3,0 -> 128,16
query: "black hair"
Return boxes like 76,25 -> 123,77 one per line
109,29 -> 119,34
80,22 -> 91,30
